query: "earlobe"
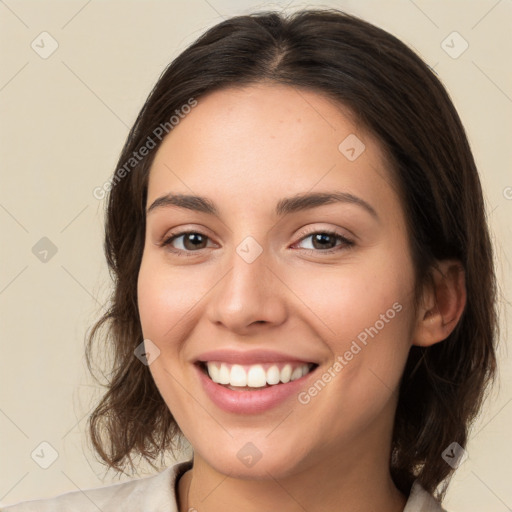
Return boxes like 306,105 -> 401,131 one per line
412,260 -> 466,347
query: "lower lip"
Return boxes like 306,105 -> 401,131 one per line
195,364 -> 315,414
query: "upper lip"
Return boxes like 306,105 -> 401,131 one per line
194,349 -> 318,365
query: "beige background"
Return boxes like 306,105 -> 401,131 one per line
0,1 -> 511,510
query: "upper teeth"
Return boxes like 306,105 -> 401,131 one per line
205,362 -> 313,388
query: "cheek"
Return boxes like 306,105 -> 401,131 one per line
286,258 -> 414,438
287,244 -> 415,394
136,255 -> 201,428
289,250 -> 414,342
137,254 -> 207,342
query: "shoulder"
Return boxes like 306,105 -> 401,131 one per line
0,460 -> 192,512
404,480 -> 449,512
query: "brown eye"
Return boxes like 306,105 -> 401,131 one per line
162,231 -> 211,252
295,230 -> 354,254
310,233 -> 338,250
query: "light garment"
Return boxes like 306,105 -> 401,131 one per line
1,459 -> 447,511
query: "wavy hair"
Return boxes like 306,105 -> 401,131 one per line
85,8 -> 498,499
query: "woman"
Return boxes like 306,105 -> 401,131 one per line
2,7 -> 497,512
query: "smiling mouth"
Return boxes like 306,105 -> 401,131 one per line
197,361 -> 318,390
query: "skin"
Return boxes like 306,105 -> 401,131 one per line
137,83 -> 466,512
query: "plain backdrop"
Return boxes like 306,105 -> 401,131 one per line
0,1 -> 511,511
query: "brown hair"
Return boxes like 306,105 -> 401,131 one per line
85,8 -> 498,499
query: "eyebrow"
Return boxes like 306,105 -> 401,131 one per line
146,191 -> 378,220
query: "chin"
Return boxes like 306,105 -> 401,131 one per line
193,436 -> 312,480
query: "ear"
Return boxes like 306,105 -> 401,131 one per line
412,260 -> 466,347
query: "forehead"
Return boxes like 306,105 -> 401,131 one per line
147,83 -> 399,220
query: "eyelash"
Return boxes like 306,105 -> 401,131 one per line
159,228 -> 354,257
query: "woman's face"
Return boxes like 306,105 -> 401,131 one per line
137,84 -> 418,478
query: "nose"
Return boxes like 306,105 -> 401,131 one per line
206,242 -> 288,334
